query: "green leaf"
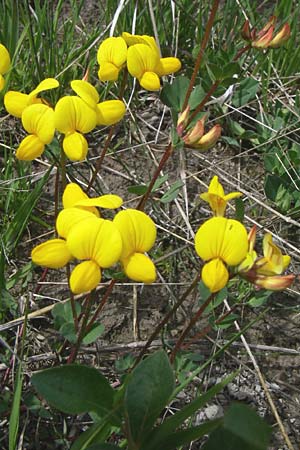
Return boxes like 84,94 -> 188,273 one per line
202,403 -> 271,450
232,78 -> 260,107
235,197 -> 245,222
160,180 -> 184,203
149,420 -> 222,450
83,323 -> 105,345
145,372 -> 237,450
127,185 -> 148,195
71,421 -> 119,450
189,84 -> 206,110
152,174 -> 169,191
160,76 -> 190,111
248,290 -> 273,308
222,62 -> 240,79
59,322 -> 77,343
32,365 -> 114,416
264,174 -> 282,202
125,350 -> 175,445
9,365 -> 23,450
52,300 -> 81,329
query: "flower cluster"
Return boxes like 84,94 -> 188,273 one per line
97,32 -> 181,91
4,79 -> 125,161
31,183 -> 157,294
194,176 -> 294,293
241,16 -> 290,49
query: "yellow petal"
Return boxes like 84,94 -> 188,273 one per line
75,194 -> 123,209
201,258 -> 229,293
127,44 -> 158,79
122,33 -> 159,55
97,37 -> 127,68
140,72 -> 161,91
56,207 -> 96,239
31,239 -> 72,268
122,252 -> 156,283
4,91 -> 30,118
98,63 -> 120,82
70,260 -> 101,294
0,44 -> 11,74
62,183 -> 89,208
63,132 -> 88,161
96,100 -> 126,126
67,217 -> 122,268
113,209 -> 156,259
16,135 -> 45,160
21,104 -> 55,143
54,96 -> 97,134
71,80 -> 99,108
155,57 -> 181,76
195,217 -> 248,266
29,78 -> 59,98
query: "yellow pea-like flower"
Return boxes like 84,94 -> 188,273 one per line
71,80 -> 126,126
54,95 -> 97,161
0,43 -> 11,91
97,36 -> 128,82
4,78 -> 59,118
200,176 -> 242,217
195,216 -> 248,292
255,233 -> 291,276
113,209 -> 157,283
16,104 -> 55,160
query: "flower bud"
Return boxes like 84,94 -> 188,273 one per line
269,23 -> 291,48
254,274 -> 295,291
193,124 -> 222,150
183,118 -> 204,145
252,25 -> 274,48
177,105 -> 190,136
241,20 -> 252,41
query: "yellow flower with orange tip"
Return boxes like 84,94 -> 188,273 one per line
123,32 -> 181,91
255,233 -> 291,276
97,36 -> 128,82
200,176 -> 242,217
0,43 -> 11,91
70,80 -> 126,126
16,104 -> 55,161
54,95 -> 97,161
195,217 -> 248,293
113,209 -> 157,283
241,16 -> 290,49
4,78 -> 59,118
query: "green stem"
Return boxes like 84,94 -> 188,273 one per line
181,0 -> 220,112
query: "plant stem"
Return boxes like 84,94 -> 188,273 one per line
134,273 -> 200,366
170,293 -> 214,363
137,142 -> 173,211
181,0 -> 220,112
67,291 -> 94,363
85,279 -> 116,335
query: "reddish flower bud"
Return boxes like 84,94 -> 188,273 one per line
252,25 -> 274,48
254,274 -> 295,291
177,105 -> 190,136
269,23 -> 291,48
241,20 -> 252,41
183,118 -> 205,145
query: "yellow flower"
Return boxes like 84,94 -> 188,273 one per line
113,209 -> 157,283
238,225 -> 257,272
200,176 -> 242,217
0,43 -> 11,91
255,233 -> 291,276
54,95 -> 97,161
97,37 -> 128,82
195,217 -> 248,292
16,104 -> 55,160
70,80 -> 126,126
123,32 -> 181,91
4,78 -> 59,118
66,217 -> 123,294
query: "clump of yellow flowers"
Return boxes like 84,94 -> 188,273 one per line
31,183 -> 157,294
195,176 -> 294,293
